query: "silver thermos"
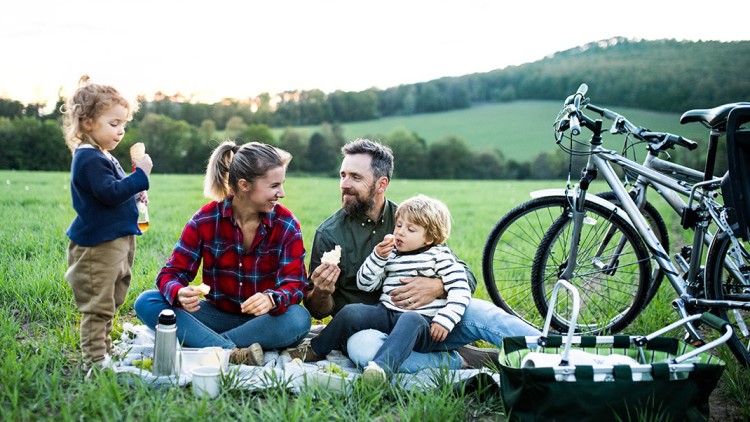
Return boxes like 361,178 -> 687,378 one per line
152,309 -> 178,376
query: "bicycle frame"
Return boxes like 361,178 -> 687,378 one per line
558,123 -> 750,342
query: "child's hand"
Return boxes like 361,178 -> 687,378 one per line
138,191 -> 149,206
135,154 -> 153,176
374,234 -> 395,258
430,322 -> 448,342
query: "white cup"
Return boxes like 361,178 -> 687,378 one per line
192,366 -> 221,398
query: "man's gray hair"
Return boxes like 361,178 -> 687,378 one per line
341,138 -> 394,180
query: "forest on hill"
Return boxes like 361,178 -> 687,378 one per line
1,37 -> 748,178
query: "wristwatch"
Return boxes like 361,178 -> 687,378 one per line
266,292 -> 277,309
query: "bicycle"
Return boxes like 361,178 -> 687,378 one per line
530,84 -> 750,365
482,100 -> 704,331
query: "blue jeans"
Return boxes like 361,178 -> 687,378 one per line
134,290 -> 311,350
311,303 -> 438,374
346,298 -> 541,372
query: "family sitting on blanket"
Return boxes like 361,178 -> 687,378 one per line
134,138 -> 539,380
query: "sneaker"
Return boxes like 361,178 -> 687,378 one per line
361,361 -> 387,385
281,340 -> 324,363
85,354 -> 113,379
229,343 -> 264,366
457,345 -> 500,369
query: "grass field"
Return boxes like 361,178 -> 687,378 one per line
272,101 -> 711,162
1,170 -> 746,420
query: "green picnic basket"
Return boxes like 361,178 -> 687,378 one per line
497,280 -> 730,422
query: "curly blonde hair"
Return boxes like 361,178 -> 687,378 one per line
60,75 -> 138,153
395,194 -> 452,245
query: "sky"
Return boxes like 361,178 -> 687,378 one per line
2,0 -> 748,108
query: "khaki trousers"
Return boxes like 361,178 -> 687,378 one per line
65,236 -> 135,364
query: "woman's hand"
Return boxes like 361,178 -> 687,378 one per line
430,322 -> 448,342
241,292 -> 274,316
177,286 -> 202,312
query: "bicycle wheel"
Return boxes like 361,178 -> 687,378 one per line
482,194 -> 666,330
481,196 -> 573,329
704,232 -> 750,366
531,201 -> 651,334
597,191 -> 669,305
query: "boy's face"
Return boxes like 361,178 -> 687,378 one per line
84,104 -> 128,151
393,216 -> 431,253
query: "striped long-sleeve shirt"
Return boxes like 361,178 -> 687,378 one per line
356,245 -> 471,332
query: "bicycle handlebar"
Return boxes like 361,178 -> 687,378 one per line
557,85 -> 699,151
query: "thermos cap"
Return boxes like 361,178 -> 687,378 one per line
158,309 -> 176,325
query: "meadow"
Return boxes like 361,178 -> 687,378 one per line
272,101 -> 711,161
1,170 -> 746,420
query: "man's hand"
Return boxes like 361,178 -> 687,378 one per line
177,286 -> 202,312
306,263 -> 341,317
430,322 -> 449,342
389,276 -> 445,310
241,292 -> 274,316
310,263 -> 340,296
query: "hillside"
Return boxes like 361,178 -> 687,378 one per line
273,100 -> 711,162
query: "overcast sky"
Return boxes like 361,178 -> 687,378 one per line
2,0 -> 748,107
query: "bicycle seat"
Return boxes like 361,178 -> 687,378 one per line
680,102 -> 750,129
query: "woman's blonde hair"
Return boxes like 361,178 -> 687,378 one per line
395,194 -> 452,245
204,140 -> 292,201
60,75 -> 138,153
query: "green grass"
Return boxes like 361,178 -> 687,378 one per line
0,170 -> 746,420
272,101 -> 710,162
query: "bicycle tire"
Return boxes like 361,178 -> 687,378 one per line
481,196 -> 573,329
531,201 -> 651,334
704,231 -> 750,367
481,194 -> 666,330
597,191 -> 669,305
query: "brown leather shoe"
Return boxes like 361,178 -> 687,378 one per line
229,343 -> 264,366
281,340 -> 324,362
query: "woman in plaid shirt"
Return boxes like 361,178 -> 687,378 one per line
134,141 -> 311,366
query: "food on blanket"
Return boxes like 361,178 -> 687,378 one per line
323,362 -> 349,378
129,142 -> 146,165
321,245 -> 341,265
194,283 -> 211,296
133,358 -> 153,371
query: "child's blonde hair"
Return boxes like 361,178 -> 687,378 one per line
395,194 -> 452,245
61,75 -> 138,153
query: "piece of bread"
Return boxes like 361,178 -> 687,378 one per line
194,283 -> 211,295
129,142 -> 146,164
321,245 -> 341,265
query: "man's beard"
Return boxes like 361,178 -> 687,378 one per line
342,184 -> 376,216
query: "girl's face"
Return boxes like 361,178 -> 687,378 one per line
393,216 -> 432,253
83,104 -> 129,151
246,166 -> 286,214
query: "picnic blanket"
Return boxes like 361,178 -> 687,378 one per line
112,323 -> 499,393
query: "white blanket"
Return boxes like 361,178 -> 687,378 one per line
112,323 -> 496,393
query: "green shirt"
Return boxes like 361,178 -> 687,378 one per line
307,199 -> 476,319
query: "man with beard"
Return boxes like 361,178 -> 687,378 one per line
302,139 -> 539,372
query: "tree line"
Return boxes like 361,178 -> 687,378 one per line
1,38 -> 745,177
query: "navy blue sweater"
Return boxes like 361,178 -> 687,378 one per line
66,146 -> 150,247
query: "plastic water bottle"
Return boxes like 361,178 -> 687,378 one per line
152,309 -> 178,376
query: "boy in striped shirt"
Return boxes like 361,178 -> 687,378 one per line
300,194 -> 471,383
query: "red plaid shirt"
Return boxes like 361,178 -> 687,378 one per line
156,198 -> 308,316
